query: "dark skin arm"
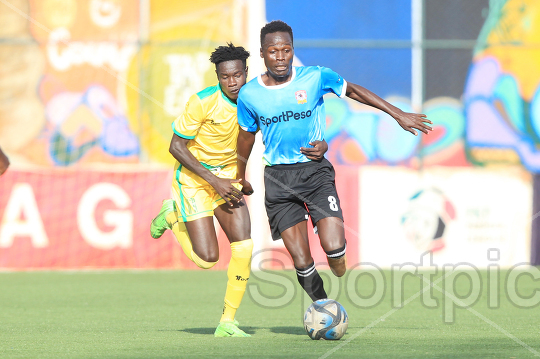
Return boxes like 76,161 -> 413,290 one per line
169,134 -> 242,207
346,82 -> 432,135
0,146 -> 9,176
237,129 -> 256,195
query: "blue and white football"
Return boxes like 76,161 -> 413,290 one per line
304,299 -> 348,340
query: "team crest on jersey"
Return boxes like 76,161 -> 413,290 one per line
295,90 -> 307,104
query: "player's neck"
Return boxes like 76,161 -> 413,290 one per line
223,93 -> 237,104
262,71 -> 293,86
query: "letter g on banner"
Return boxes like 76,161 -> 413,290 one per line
77,183 -> 133,250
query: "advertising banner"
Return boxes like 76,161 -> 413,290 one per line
0,169 -> 234,269
359,166 -> 532,267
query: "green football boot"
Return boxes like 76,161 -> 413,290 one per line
214,321 -> 251,337
150,199 -> 175,239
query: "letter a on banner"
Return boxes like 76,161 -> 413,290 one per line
0,183 -> 49,248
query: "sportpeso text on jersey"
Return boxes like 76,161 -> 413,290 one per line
259,110 -> 312,126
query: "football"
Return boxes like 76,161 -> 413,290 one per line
303,299 -> 348,340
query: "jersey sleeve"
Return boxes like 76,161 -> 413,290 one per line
172,94 -> 204,139
237,95 -> 258,133
319,66 -> 347,98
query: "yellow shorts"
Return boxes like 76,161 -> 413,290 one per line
171,162 -> 242,222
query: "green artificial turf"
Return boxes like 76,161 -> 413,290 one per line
1,269 -> 539,358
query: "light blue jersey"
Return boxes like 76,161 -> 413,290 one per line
237,66 -> 347,165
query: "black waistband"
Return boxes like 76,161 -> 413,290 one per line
266,159 -> 325,171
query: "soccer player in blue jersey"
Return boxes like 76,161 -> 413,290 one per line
236,20 -> 432,302
150,43 -> 329,336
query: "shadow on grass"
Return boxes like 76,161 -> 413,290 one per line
165,326 -> 305,336
177,327 -> 215,335
176,327 -> 259,335
270,326 -> 306,335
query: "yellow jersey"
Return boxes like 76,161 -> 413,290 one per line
172,83 -> 239,169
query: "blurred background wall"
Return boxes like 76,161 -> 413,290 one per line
0,0 -> 538,269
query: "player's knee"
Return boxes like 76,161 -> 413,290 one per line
201,252 -> 219,263
193,245 -> 219,262
325,241 -> 347,258
291,254 -> 314,270
192,251 -> 218,269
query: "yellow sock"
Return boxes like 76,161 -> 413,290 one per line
220,239 -> 253,323
168,211 -> 217,269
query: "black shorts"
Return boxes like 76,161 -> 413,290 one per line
264,158 -> 344,240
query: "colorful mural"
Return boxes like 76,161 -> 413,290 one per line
0,0 -> 246,167
465,0 -> 540,172
27,0 -> 140,166
124,0 -> 247,164
325,96 -> 468,167
324,0 -> 540,171
2,0 -> 540,171
0,0 -> 45,164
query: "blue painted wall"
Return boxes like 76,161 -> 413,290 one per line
266,0 -> 412,98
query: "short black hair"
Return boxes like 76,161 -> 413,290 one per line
209,43 -> 250,69
260,20 -> 293,47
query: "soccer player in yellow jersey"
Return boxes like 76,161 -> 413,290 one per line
150,44 -> 253,337
150,43 -> 328,337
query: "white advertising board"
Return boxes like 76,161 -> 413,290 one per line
359,166 -> 531,267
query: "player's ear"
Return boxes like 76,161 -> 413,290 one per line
260,47 -> 263,58
245,66 -> 248,76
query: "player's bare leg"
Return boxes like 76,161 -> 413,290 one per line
281,221 -> 312,268
213,199 -> 252,337
281,221 -> 327,301
214,199 -> 251,244
316,217 -> 347,277
185,217 -> 220,264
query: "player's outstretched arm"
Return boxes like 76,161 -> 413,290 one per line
345,82 -> 432,136
0,146 -> 9,176
169,134 -> 242,206
237,128 -> 256,195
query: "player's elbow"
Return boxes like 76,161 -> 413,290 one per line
0,157 -> 9,176
168,143 -> 176,157
169,141 -> 183,160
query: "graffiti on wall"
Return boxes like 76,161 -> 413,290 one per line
2,0 -> 540,170
324,96 -> 468,167
24,0 -> 141,166
123,0 -> 245,164
0,0 -> 246,167
465,0 -> 540,172
324,0 -> 540,171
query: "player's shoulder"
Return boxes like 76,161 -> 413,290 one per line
298,65 -> 320,71
295,66 -> 332,82
242,76 -> 261,90
296,65 -> 332,76
238,77 -> 261,100
195,84 -> 220,101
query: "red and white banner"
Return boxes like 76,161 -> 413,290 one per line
0,169 -> 235,269
0,166 -> 360,270
1,166 -> 531,270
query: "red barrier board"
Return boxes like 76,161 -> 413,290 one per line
0,166 -> 359,270
0,169 -> 199,269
